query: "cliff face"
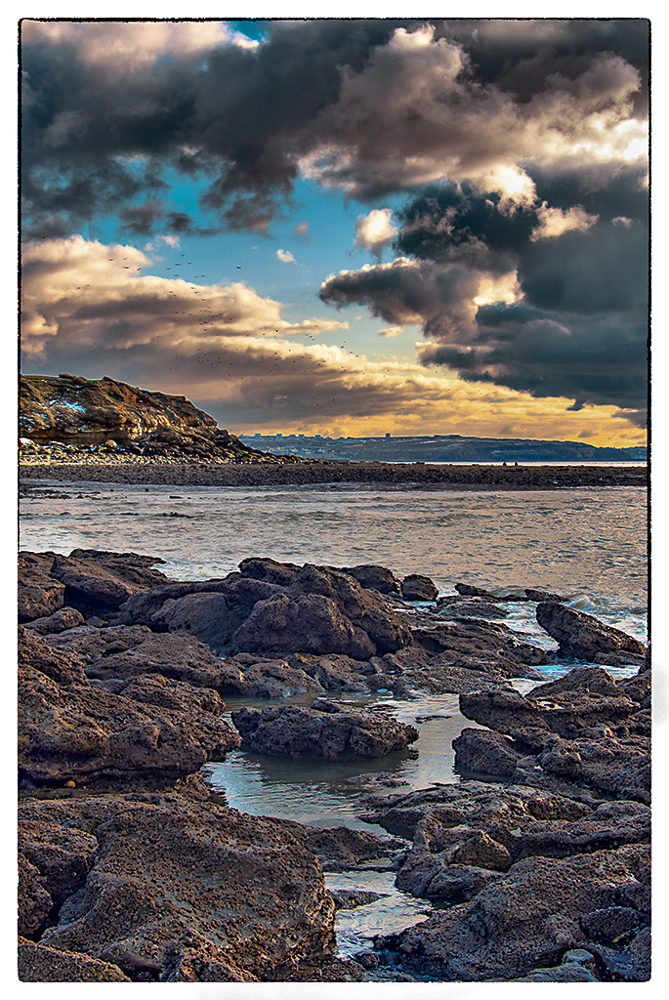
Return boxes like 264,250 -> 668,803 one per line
19,374 -> 292,463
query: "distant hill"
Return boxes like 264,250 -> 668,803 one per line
19,374 -> 300,464
239,432 -> 647,465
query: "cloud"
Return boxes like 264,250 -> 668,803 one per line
354,209 -> 398,256
276,249 -> 296,263
20,236 -> 346,360
319,169 -> 648,415
19,235 -> 643,446
21,19 -> 648,236
530,203 -> 599,241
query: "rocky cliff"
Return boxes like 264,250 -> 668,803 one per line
19,374 -> 298,463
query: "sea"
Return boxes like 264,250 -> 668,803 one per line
19,478 -> 648,958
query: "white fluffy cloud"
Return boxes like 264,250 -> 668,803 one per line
276,249 -> 296,263
354,209 -> 398,256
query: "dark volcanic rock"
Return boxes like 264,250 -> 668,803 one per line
344,564 -> 401,594
410,619 -> 552,680
18,551 -> 65,622
239,556 -> 301,586
233,592 -> 377,659
401,574 -> 439,601
233,564 -> 412,660
232,700 -> 419,760
18,783 -> 336,981
457,666 -> 651,802
379,847 -> 650,981
536,601 -> 646,665
23,606 -> 86,635
18,937 -> 131,982
48,549 -> 172,617
452,727 -> 522,777
18,630 -> 240,788
19,625 -> 89,686
151,592 -> 247,653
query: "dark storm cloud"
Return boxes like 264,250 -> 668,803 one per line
21,18 -> 648,236
20,19 -> 402,236
321,170 -> 648,412
436,18 -> 649,111
320,257 -> 482,339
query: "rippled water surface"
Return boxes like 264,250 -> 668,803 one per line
20,480 -> 647,618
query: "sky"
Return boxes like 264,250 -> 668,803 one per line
19,14 -> 650,445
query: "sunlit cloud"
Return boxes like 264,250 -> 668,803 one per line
354,209 -> 399,257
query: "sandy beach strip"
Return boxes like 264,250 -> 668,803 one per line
19,459 -> 648,490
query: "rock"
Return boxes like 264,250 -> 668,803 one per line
18,551 -> 65,622
233,592 -> 376,660
20,373 -> 287,464
524,588 -> 566,602
536,602 -> 646,664
515,962 -> 599,982
411,619 -> 552,679
455,583 -> 498,599
46,626 -> 325,699
19,626 -> 89,686
460,669 -> 639,740
297,826 -> 406,871
151,592 -> 246,653
396,857 -> 504,903
239,556 -> 301,586
435,597 -> 509,620
19,784 -> 336,980
378,848 -> 650,981
288,565 -> 413,654
452,728 -> 522,778
18,632 -> 240,788
47,549 -> 172,617
18,937 -> 131,982
231,701 -> 419,761
22,606 -> 86,635
343,564 -> 401,594
329,890 -> 384,910
401,575 -> 439,601
581,905 -> 649,943
18,854 -> 53,937
285,653 -> 369,693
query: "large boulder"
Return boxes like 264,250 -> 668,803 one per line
150,592 -> 246,653
48,550 -> 172,617
286,565 -> 412,655
232,700 -> 419,760
233,592 -> 376,660
343,564 -> 401,594
536,602 -> 646,665
401,575 -> 439,601
378,847 -> 650,981
19,785 -> 336,981
18,631 -> 240,788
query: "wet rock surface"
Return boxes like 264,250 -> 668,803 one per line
537,601 -> 646,667
232,700 -> 419,760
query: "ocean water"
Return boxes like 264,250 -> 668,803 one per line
20,479 -> 648,958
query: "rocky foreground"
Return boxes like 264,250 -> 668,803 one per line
18,550 -> 650,982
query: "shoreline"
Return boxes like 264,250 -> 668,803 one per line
19,459 -> 648,490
